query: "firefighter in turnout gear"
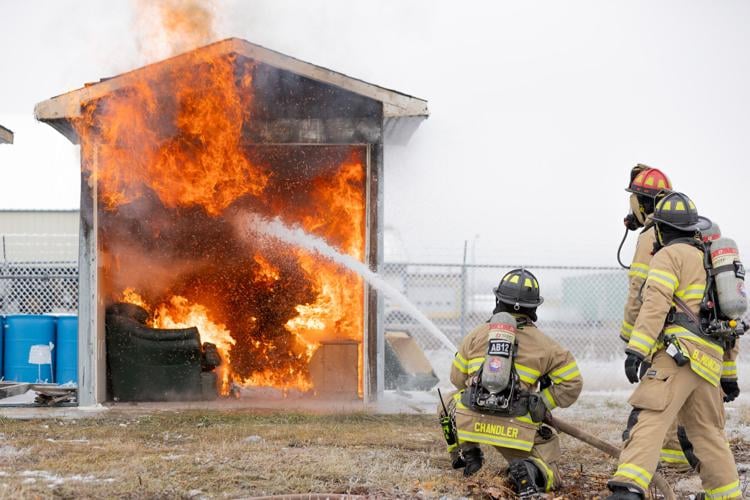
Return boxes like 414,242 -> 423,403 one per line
621,165 -> 672,342
620,165 -> 693,468
438,269 -> 583,496
607,193 -> 742,500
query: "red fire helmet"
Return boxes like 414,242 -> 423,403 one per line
626,165 -> 672,198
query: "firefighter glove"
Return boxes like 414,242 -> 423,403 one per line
721,379 -> 740,402
624,352 -> 644,384
638,360 -> 651,380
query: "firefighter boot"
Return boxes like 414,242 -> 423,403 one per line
450,450 -> 466,469
462,447 -> 483,477
508,459 -> 544,497
606,485 -> 644,500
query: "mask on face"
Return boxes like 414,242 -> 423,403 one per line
627,194 -> 646,228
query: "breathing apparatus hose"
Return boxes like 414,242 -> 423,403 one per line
616,226 -> 631,270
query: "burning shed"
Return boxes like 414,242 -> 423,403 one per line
34,38 -> 428,405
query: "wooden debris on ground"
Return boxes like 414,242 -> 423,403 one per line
33,387 -> 77,406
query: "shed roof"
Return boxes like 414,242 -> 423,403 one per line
0,124 -> 13,144
35,38 -> 429,144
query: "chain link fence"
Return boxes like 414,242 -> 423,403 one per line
0,234 -> 78,315
0,233 -> 744,388
382,262 -> 750,366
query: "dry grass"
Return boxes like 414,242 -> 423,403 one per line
0,403 -> 745,499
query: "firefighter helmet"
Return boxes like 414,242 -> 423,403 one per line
652,192 -> 711,231
625,165 -> 672,198
494,269 -> 544,309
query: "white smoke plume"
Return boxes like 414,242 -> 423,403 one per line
132,0 -> 218,62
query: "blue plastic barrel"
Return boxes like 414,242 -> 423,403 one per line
3,315 -> 56,383
55,316 -> 78,385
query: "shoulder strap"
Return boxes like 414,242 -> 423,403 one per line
673,295 -> 701,326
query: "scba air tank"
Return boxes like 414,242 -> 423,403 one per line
710,237 -> 747,319
702,222 -> 721,244
481,312 -> 516,394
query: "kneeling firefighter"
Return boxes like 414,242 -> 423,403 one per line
438,269 -> 583,496
607,192 -> 746,500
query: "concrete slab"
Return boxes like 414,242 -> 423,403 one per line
0,404 -> 107,420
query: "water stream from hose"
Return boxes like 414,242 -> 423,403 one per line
244,215 -> 456,352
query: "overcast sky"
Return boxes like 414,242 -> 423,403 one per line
1,1 -> 749,267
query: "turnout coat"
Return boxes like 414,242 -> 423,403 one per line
450,317 -> 583,451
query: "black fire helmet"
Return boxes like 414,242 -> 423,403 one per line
493,268 -> 544,310
652,192 -> 711,232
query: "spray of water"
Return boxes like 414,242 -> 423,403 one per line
244,214 -> 456,352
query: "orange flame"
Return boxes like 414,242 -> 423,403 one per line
152,295 -> 235,393
79,53 -> 268,215
153,296 -> 235,355
253,254 -> 280,284
113,156 -> 366,394
121,288 -> 150,311
82,8 -> 367,396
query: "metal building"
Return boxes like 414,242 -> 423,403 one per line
0,210 -> 79,316
0,210 -> 79,262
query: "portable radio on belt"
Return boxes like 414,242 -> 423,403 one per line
438,388 -> 458,447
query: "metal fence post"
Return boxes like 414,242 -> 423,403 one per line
460,241 -> 468,339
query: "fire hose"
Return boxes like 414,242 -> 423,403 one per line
545,414 -> 676,500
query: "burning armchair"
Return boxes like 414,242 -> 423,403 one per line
105,303 -> 221,401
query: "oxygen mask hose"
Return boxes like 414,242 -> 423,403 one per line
617,226 -> 631,270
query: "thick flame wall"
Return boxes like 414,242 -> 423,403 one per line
78,53 -> 367,392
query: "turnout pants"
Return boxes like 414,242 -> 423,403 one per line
438,391 -> 562,491
623,411 -> 690,466
609,351 -> 740,498
625,362 -> 691,467
661,419 -> 690,466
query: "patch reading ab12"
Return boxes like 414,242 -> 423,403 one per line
488,339 -> 512,358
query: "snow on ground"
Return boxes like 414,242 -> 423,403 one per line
17,470 -> 114,487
